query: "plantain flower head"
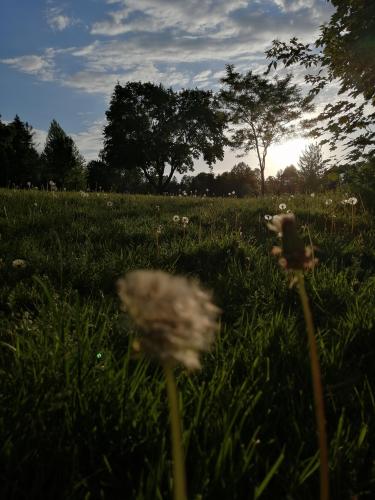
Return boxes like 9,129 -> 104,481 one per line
117,270 -> 221,370
267,213 -> 317,271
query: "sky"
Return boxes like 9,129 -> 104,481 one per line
0,0 -> 335,178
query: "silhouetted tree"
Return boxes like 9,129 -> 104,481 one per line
298,143 -> 325,193
277,164 -> 301,193
41,120 -> 86,189
0,115 -> 40,186
102,82 -> 227,193
220,65 -> 311,196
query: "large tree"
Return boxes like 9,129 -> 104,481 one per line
0,115 -> 40,187
41,120 -> 86,189
265,0 -> 375,165
102,82 -> 227,193
219,65 -> 311,195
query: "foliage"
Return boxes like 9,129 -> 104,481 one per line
102,82 -> 227,193
0,115 -> 40,187
41,120 -> 86,188
219,65 -> 311,195
297,143 -> 325,193
265,1 -> 375,165
0,188 -> 374,499
346,157 -> 375,211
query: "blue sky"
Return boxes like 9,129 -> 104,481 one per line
0,0 -> 334,176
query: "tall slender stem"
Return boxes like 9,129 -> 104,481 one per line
297,271 -> 329,500
163,363 -> 187,500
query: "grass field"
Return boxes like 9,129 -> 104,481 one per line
0,188 -> 374,499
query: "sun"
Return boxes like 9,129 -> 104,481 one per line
267,137 -> 309,176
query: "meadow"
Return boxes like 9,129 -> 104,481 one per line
0,187 -> 374,499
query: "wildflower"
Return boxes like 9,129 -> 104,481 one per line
12,259 -> 27,269
33,202 -> 38,207
232,190 -> 236,195
173,215 -> 180,223
347,197 -> 358,205
311,193 -> 315,198
107,201 -> 113,207
267,213 -> 317,271
279,203 -> 287,210
264,214 -> 272,221
117,270 -> 221,370
181,217 -> 189,226
325,199 -> 332,205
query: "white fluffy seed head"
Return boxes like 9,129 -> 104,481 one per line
117,270 -> 221,370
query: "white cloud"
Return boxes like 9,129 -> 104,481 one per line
91,0 -> 249,36
0,49 -> 56,81
71,120 -> 105,161
46,6 -> 74,31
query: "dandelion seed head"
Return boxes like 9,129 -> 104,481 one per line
107,201 -> 113,207
264,214 -> 272,221
173,215 -> 180,223
347,197 -> 358,205
181,216 -> 189,226
117,270 -> 221,370
12,259 -> 27,269
279,203 -> 287,210
325,199 -> 333,205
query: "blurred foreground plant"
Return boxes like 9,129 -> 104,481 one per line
117,270 -> 221,500
268,213 -> 329,500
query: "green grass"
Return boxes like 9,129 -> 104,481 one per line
0,188 -> 374,499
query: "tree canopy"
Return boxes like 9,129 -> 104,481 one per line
102,82 -> 228,193
265,0 -> 375,165
0,115 -> 40,187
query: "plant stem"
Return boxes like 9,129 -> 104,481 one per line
296,271 -> 329,500
163,363 -> 187,500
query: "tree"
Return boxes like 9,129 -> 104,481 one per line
220,65 -> 311,195
230,162 -> 259,196
265,0 -> 375,165
102,82 -> 227,193
298,143 -> 325,193
0,115 -> 40,186
41,120 -> 86,189
277,164 -> 301,194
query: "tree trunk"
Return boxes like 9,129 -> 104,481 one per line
260,167 -> 265,196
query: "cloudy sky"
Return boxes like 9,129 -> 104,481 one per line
0,0 -> 334,177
